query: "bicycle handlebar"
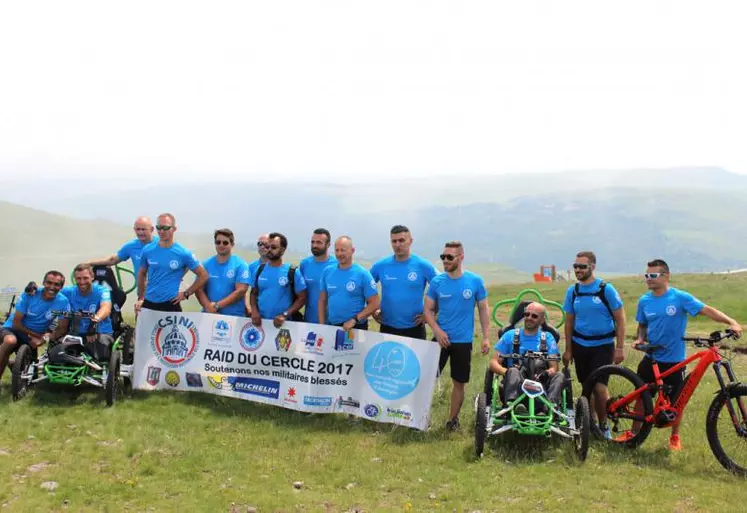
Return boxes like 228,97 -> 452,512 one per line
499,351 -> 561,361
682,329 -> 739,346
50,309 -> 98,319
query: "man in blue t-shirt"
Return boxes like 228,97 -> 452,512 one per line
0,270 -> 71,381
371,225 -> 438,340
622,259 -> 742,451
424,241 -> 491,431
299,228 -> 337,324
246,233 -> 270,316
562,250 -> 626,436
89,216 -> 157,279
249,232 -> 307,327
318,236 -> 380,331
61,263 -> 114,360
135,213 -> 208,313
490,302 -> 563,409
195,228 -> 250,317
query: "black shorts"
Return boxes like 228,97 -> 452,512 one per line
572,341 -> 614,386
379,324 -> 426,340
637,357 -> 684,401
0,327 -> 31,347
438,342 -> 473,384
142,300 -> 182,313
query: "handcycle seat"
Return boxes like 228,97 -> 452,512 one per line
92,265 -> 127,335
497,300 -> 561,342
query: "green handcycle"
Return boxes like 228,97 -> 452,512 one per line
11,309 -> 134,406
475,290 -> 590,460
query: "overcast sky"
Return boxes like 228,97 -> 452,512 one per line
1,1 -> 745,183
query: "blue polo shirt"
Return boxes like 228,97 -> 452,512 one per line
3,290 -> 71,333
60,284 -> 113,334
300,254 -> 338,323
370,254 -> 438,329
141,242 -> 200,303
563,278 -> 623,347
425,271 -> 487,343
203,255 -> 251,316
320,264 -> 378,325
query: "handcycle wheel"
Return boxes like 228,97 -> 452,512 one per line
105,350 -> 122,407
121,326 -> 134,366
706,384 -> 747,476
582,365 -> 653,448
483,367 -> 494,407
574,396 -> 590,461
475,392 -> 488,458
11,345 -> 34,401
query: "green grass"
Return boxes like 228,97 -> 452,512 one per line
3,274 -> 747,511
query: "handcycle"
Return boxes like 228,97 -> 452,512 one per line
11,309 -> 134,406
475,296 -> 590,461
581,329 -> 747,475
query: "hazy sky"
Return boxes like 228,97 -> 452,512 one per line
1,1 -> 745,183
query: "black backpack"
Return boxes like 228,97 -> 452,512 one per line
254,264 -> 303,321
571,280 -> 616,341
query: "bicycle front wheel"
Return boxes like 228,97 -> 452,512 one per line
706,384 -> 747,476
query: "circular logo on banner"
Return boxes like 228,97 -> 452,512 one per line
364,341 -> 421,400
165,370 -> 180,387
150,317 -> 200,368
239,321 -> 265,351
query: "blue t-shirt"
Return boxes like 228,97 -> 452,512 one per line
300,255 -> 338,323
61,285 -> 113,334
370,254 -> 438,329
203,255 -> 251,316
320,264 -> 378,325
494,328 -> 559,367
425,271 -> 488,343
636,287 -> 705,363
141,242 -> 200,303
254,263 -> 307,319
117,237 -> 156,277
562,278 -> 624,347
3,290 -> 71,333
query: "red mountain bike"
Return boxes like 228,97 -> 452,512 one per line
582,330 -> 747,476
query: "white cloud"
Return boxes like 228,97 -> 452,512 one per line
1,0 -> 745,182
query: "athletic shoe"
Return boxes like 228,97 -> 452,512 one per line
669,434 -> 682,451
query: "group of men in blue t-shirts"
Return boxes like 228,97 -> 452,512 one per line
0,215 -> 742,449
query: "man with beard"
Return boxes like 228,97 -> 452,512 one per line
424,241 -> 491,431
318,236 -> 379,331
135,213 -> 208,313
562,251 -> 625,438
0,271 -> 71,382
250,232 -> 307,327
195,229 -> 251,316
60,263 -> 114,361
300,228 -> 337,324
491,302 -> 563,412
371,225 -> 438,339
246,233 -> 270,316
88,216 -> 157,278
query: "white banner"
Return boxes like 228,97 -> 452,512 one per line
133,309 -> 441,430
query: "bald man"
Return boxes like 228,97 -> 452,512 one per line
89,216 -> 157,277
490,302 -> 564,413
318,236 -> 380,331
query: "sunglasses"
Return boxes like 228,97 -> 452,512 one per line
524,312 -> 541,320
268,245 -> 281,250
644,272 -> 666,279
155,225 -> 173,231
439,254 -> 456,261
573,264 -> 589,270
215,240 -> 231,246
257,241 -> 268,248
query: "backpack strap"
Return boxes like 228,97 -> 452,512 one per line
539,331 -> 547,352
254,263 -> 266,290
512,328 -> 521,354
288,264 -> 298,304
572,280 -> 617,341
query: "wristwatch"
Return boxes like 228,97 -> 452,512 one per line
183,290 -> 191,299
212,302 -> 220,311
282,310 -> 289,318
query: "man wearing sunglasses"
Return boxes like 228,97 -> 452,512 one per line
424,241 -> 491,431
562,251 -> 626,438
195,229 -> 250,316
0,271 -> 71,382
246,233 -> 270,317
88,216 -> 157,278
490,302 -> 563,412
630,258 -> 742,450
370,225 -> 438,339
300,228 -> 337,324
318,236 -> 379,331
135,213 -> 208,313
250,232 -> 307,328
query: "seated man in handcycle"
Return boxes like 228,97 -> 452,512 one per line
60,264 -> 114,361
490,301 -> 564,414
0,271 -> 72,381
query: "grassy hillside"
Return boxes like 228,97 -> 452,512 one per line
2,273 -> 747,511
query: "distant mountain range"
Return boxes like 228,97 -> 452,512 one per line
0,167 -> 744,279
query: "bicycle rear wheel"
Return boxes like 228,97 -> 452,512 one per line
582,365 -> 653,448
706,384 -> 747,476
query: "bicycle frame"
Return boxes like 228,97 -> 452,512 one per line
608,346 -> 735,427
